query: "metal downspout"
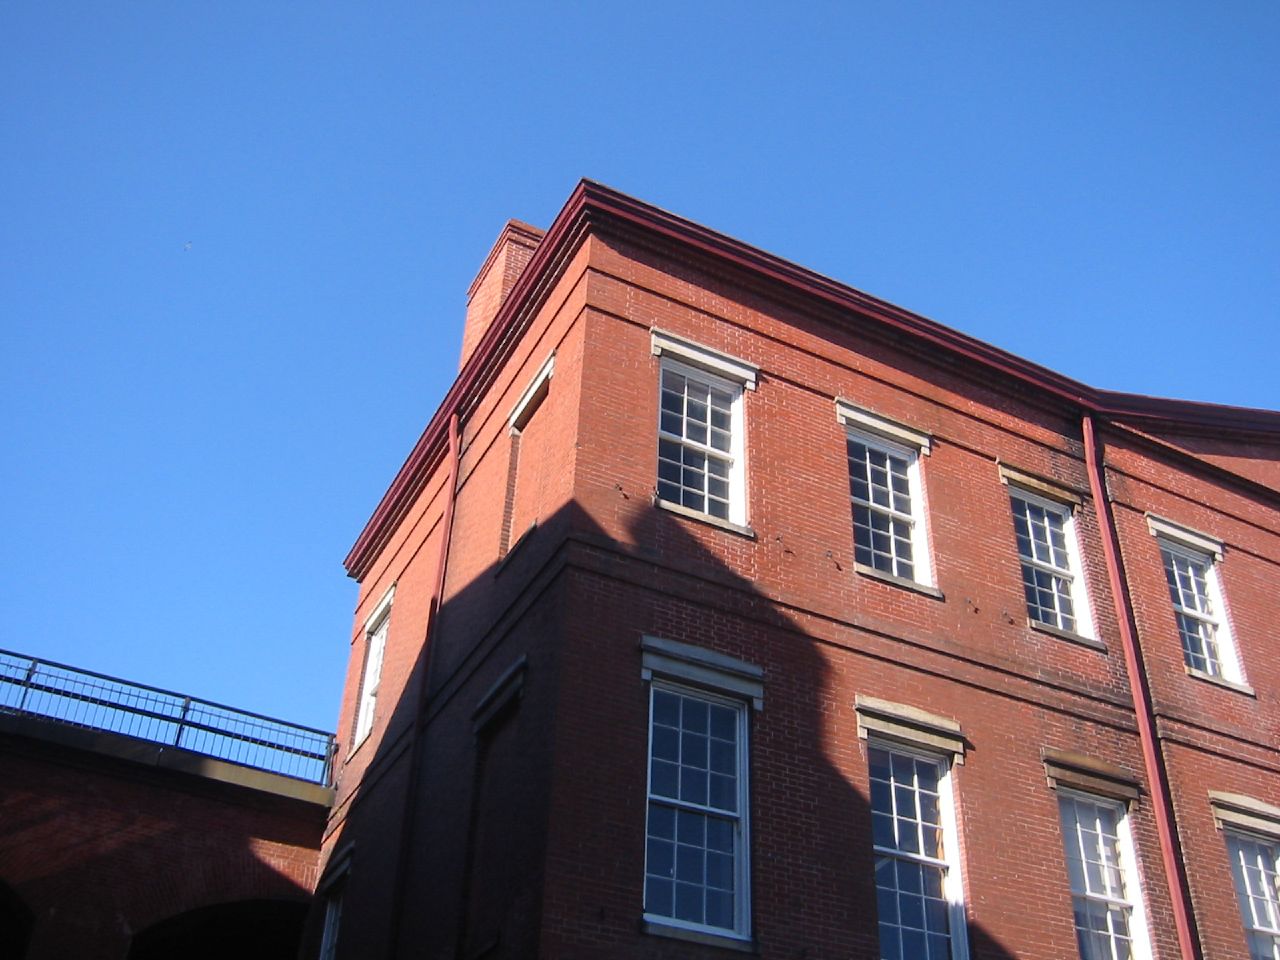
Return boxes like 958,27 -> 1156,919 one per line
1081,413 -> 1200,960
388,412 -> 462,956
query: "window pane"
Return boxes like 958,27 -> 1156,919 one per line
656,365 -> 739,520
1161,546 -> 1225,676
870,747 -> 955,959
1012,494 -> 1081,632
1059,795 -> 1142,960
1226,832 -> 1280,960
647,686 -> 745,933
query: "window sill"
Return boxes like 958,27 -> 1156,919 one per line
654,498 -> 756,539
1185,666 -> 1255,697
343,731 -> 371,766
640,918 -> 756,953
1028,619 -> 1107,652
853,563 -> 944,601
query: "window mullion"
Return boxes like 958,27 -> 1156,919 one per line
1025,556 -> 1072,579
851,497 -> 915,527
648,794 -> 739,820
872,845 -> 949,869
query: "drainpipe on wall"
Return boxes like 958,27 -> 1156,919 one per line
1081,413 -> 1201,960
387,412 -> 462,957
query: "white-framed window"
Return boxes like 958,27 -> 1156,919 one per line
640,635 -> 761,943
868,742 -> 968,960
644,683 -> 750,938
838,400 -> 933,586
1057,791 -> 1152,960
652,330 -> 756,528
1009,488 -> 1093,637
353,584 -> 394,748
318,886 -> 343,960
316,847 -> 351,960
1211,793 -> 1280,960
1225,831 -> 1280,960
847,431 -> 929,583
1147,516 -> 1242,683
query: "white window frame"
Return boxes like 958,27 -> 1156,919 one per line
639,635 -> 761,945
316,846 -> 351,960
353,584 -> 394,748
1056,789 -> 1153,960
643,682 -> 751,940
867,739 -> 969,960
655,358 -> 747,527
318,886 -> 343,960
844,424 -> 933,587
652,330 -> 755,530
1211,793 -> 1280,959
1008,486 -> 1095,639
1147,516 -> 1243,684
1224,830 -> 1280,959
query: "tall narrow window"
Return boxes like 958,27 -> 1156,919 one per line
644,683 -> 750,938
837,402 -> 933,588
847,433 -> 927,583
651,330 -> 756,529
1148,516 -> 1243,683
869,744 -> 966,960
318,885 -> 343,960
1161,543 -> 1232,677
502,352 -> 554,556
1226,832 -> 1280,960
353,586 -> 393,748
1057,792 -> 1151,960
657,364 -> 742,523
1010,489 -> 1092,637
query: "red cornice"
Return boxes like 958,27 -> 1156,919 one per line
344,179 -> 1280,579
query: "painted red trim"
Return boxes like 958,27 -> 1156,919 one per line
345,179 -> 1280,579
1082,414 -> 1201,960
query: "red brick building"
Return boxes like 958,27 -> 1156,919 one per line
312,181 -> 1280,960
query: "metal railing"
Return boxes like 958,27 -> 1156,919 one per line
0,648 -> 335,785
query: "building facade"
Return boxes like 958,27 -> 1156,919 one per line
311,182 -> 1280,960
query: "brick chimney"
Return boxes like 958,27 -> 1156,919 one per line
460,220 -> 545,370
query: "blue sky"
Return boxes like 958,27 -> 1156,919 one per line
2,3 -> 1277,731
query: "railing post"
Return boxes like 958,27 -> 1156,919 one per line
324,736 -> 337,786
173,697 -> 191,748
16,660 -> 38,714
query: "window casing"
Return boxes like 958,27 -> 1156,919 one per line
1157,538 -> 1240,681
847,430 -> 931,584
657,360 -> 746,525
353,587 -> 393,748
1057,791 -> 1152,960
644,682 -> 750,939
318,887 -> 343,960
1009,489 -> 1093,637
1225,831 -> 1280,960
869,742 -> 968,960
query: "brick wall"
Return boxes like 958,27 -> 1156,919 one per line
1,734 -> 324,959
324,192 -> 1279,959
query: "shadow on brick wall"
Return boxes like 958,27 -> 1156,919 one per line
0,725 -> 323,959
311,495 -> 1034,960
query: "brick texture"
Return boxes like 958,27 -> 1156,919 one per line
320,187 -> 1280,960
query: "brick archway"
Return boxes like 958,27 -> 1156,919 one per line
127,899 -> 309,960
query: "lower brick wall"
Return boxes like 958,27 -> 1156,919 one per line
0,733 -> 325,960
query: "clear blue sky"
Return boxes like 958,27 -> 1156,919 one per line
3,3 -> 1277,731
